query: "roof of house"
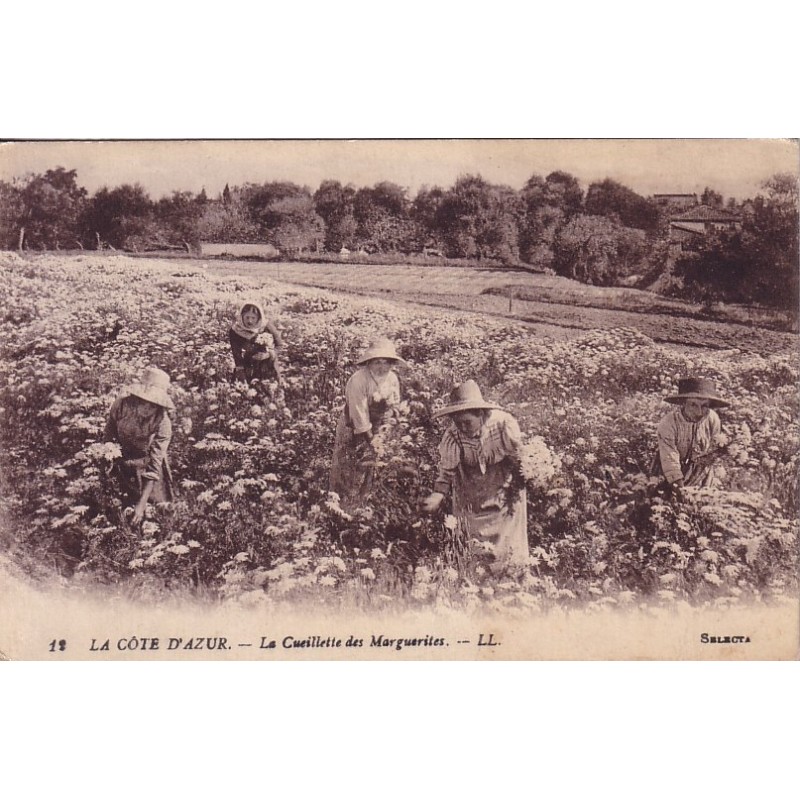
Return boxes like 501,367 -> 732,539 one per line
670,204 -> 741,222
669,223 -> 704,235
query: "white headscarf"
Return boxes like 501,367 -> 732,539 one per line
231,302 -> 268,340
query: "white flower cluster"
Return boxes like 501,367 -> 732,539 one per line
518,436 -> 562,489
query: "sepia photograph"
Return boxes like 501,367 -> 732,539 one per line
0,138 -> 797,661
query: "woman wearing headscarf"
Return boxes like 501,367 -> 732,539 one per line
421,380 -> 528,566
329,337 -> 406,510
654,376 -> 730,490
228,302 -> 284,384
104,366 -> 175,525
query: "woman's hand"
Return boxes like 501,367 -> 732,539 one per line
421,492 -> 445,514
133,479 -> 155,525
132,499 -> 148,525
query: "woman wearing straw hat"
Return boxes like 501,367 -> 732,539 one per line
330,338 -> 406,510
654,377 -> 730,490
421,380 -> 528,566
104,366 -> 176,525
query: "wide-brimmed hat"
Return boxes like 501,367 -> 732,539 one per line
126,366 -> 175,410
356,337 -> 407,366
665,377 -> 729,408
432,380 -> 502,418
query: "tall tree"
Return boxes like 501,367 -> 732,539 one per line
552,214 -> 649,285
81,183 -> 155,250
155,190 -> 204,250
435,174 -> 522,262
269,194 -> 325,255
700,187 -> 724,207
199,190 -> 259,243
411,185 -> 446,249
0,180 -> 24,249
353,181 -> 414,252
14,167 -> 88,249
518,171 -> 584,266
585,178 -> 660,232
313,180 -> 357,251
544,170 -> 584,217
244,181 -> 307,235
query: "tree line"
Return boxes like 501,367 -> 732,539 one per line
0,166 -> 796,310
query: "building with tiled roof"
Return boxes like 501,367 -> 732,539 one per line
669,205 -> 741,223
668,204 -> 742,251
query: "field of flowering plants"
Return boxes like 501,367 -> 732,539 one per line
0,251 -> 797,617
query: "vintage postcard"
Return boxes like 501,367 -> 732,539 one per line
0,138 -> 797,661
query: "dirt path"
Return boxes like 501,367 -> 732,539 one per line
201,259 -> 798,356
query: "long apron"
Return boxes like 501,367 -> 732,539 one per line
330,413 -> 375,509
329,398 -> 392,511
111,456 -> 174,506
650,449 -> 721,488
452,456 -> 528,565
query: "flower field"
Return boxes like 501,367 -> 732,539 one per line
0,252 -> 797,615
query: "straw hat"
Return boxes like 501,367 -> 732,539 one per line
665,377 -> 729,408
356,337 -> 407,366
432,380 -> 501,418
126,366 -> 175,410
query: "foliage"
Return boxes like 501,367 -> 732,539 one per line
0,168 -> 87,250
0,180 -> 24,249
585,178 -> 661,232
199,191 -> 260,243
517,171 -> 585,268
353,182 -> 418,253
80,183 -> 156,250
1,253 -> 796,613
155,191 -> 205,250
313,180 -> 358,252
435,175 -> 523,263
674,173 -> 799,312
552,214 -> 650,285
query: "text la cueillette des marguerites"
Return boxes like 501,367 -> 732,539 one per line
45,631 -> 502,656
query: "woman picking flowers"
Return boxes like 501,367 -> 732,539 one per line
330,337 -> 406,510
422,380 -> 528,566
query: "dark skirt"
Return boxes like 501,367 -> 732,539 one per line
235,356 -> 279,382
110,457 -> 174,505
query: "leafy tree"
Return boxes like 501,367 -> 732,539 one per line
435,174 -> 522,262
80,183 -> 155,249
544,170 -> 584,217
0,180 -> 24,249
268,194 -> 325,255
10,168 -> 88,249
353,182 -> 415,252
244,181 -> 307,235
700,187 -> 724,207
155,191 -> 204,250
517,171 -> 586,266
411,185 -> 446,250
585,178 -> 660,232
552,214 -> 649,285
234,182 -> 324,254
313,180 -> 357,251
199,196 -> 259,243
675,173 -> 799,311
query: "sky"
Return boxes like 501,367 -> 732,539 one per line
0,139 -> 797,202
